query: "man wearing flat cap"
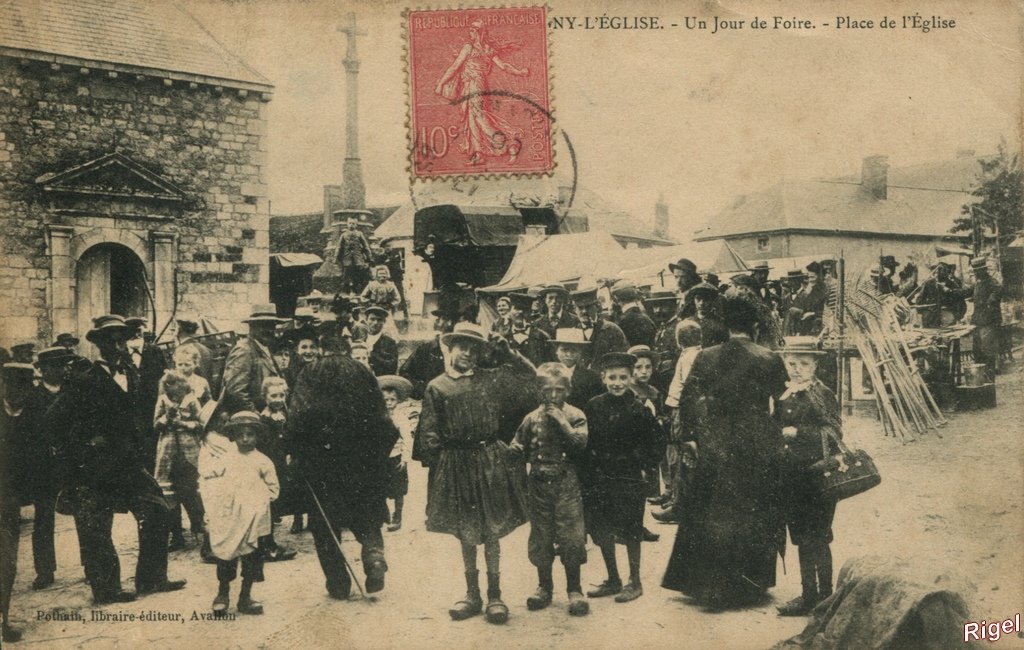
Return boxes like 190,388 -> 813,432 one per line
969,257 -> 1002,379
221,304 -> 287,417
46,314 -> 185,604
610,280 -> 657,348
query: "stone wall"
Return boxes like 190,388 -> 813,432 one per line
0,57 -> 271,346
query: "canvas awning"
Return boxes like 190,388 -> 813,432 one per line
413,204 -> 525,250
270,253 -> 323,268
478,232 -> 633,294
617,240 -> 749,288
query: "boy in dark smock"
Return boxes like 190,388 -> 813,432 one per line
415,323 -> 535,624
582,352 -> 664,603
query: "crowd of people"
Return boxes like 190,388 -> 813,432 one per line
0,249 -> 1003,641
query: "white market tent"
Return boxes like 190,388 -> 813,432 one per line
617,240 -> 749,289
478,232 -> 634,294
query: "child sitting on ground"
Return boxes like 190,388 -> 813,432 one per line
153,370 -> 205,550
509,362 -> 590,617
200,411 -> 279,616
582,352 -> 664,603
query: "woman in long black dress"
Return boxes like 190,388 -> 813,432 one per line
661,292 -> 789,609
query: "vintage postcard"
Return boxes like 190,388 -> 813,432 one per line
0,0 -> 1021,649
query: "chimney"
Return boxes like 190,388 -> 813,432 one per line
861,155 -> 888,200
654,193 -> 669,239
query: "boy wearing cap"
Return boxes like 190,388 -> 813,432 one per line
201,411 -> 279,616
582,352 -> 664,603
775,338 -> 843,616
509,362 -> 590,617
415,323 -> 535,624
16,347 -> 73,590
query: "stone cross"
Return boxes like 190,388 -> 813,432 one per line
337,12 -> 366,209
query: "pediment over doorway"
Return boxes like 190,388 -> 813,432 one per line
36,153 -> 186,219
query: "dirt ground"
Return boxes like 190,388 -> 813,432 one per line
6,369 -> 1024,649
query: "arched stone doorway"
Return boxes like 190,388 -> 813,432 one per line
75,243 -> 151,344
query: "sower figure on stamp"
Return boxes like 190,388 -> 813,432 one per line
434,19 -> 528,166
414,323 -> 535,624
287,330 -> 397,600
47,314 -> 186,604
17,347 -> 75,591
582,352 -> 665,603
509,362 -> 590,617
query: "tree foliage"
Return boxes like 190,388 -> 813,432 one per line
952,141 -> 1023,246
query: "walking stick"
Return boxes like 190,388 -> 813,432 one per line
304,479 -> 374,603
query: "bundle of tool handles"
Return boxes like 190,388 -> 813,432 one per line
823,274 -> 947,441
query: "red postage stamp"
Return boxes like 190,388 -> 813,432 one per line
406,6 -> 553,179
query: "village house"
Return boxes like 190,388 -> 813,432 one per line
694,153 -> 984,272
0,0 -> 273,348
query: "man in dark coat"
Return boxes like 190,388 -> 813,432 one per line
18,347 -> 75,590
336,216 -> 373,295
220,304 -> 287,416
669,257 -> 700,309
508,308 -> 553,367
969,257 -> 1002,379
571,287 -> 628,370
662,294 -> 789,609
533,285 -> 580,337
611,280 -> 657,347
400,302 -> 458,399
287,332 -> 398,599
646,290 -> 681,393
46,314 -> 185,604
365,307 -> 399,376
1,362 -> 34,642
914,262 -> 968,328
681,282 -> 730,348
125,318 -> 168,460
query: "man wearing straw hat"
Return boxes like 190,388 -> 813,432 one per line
969,256 -> 1002,380
46,314 -> 186,604
220,304 -> 288,417
551,328 -> 604,411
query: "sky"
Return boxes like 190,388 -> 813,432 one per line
181,0 -> 1022,240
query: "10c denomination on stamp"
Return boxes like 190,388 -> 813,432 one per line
406,6 -> 553,179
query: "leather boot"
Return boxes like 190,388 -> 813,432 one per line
485,572 -> 508,624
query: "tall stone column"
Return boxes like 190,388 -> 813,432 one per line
338,12 -> 366,211
47,225 -> 76,338
151,231 -> 177,335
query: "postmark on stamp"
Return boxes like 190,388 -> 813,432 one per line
405,6 -> 553,179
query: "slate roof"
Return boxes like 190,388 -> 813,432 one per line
0,0 -> 271,89
697,156 -> 986,240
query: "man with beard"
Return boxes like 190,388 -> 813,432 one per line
570,287 -> 627,371
680,282 -> 729,348
47,314 -> 185,604
669,258 -> 700,308
287,331 -> 398,599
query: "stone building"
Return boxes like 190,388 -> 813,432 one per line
0,0 -> 273,349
